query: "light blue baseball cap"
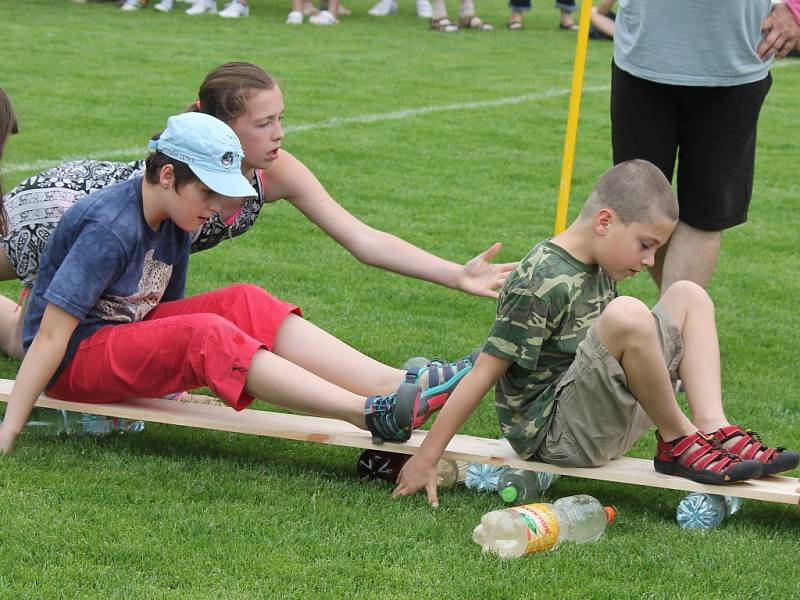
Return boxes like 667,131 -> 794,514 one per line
148,112 -> 256,198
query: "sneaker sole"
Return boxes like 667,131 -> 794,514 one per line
654,458 -> 763,485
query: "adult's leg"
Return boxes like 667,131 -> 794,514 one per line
610,62 -> 679,290
663,75 -> 772,294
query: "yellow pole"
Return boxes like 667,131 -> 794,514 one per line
553,0 -> 593,234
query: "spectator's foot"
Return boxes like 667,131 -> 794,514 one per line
507,19 -> 523,30
154,0 -> 174,11
654,430 -> 763,485
218,0 -> 248,17
301,0 -> 318,15
309,9 -> 338,24
120,0 -> 145,11
185,0 -> 217,14
459,14 -> 493,30
415,0 -> 432,18
336,4 -> 350,15
430,16 -> 458,32
286,10 -> 303,23
364,383 -> 421,444
708,424 -> 800,477
368,0 -> 397,16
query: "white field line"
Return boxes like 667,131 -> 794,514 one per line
3,59 -> 797,177
1,85 -> 610,177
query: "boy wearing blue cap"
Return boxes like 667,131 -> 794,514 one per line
0,113 -> 469,454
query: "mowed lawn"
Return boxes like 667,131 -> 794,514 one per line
1,1 -> 799,598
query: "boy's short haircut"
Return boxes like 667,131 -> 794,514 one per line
144,151 -> 200,192
579,159 -> 678,225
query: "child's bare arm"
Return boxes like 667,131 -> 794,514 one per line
392,352 -> 511,507
0,304 -> 78,454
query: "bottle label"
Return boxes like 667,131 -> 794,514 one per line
510,504 -> 560,554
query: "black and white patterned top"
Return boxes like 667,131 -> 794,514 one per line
1,159 -> 266,287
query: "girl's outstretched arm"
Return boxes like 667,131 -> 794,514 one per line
263,150 -> 517,298
0,303 -> 78,454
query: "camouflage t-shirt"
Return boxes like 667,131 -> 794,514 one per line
483,240 -> 617,459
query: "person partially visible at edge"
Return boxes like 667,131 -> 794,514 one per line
610,0 -> 800,296
0,61 -> 516,359
391,160 -> 799,507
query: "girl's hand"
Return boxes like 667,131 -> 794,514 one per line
458,243 -> 517,299
393,454 -> 441,508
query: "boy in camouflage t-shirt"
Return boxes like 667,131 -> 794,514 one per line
392,160 -> 798,508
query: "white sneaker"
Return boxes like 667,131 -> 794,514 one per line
120,0 -> 144,11
416,0 -> 432,17
368,0 -> 397,16
218,0 -> 249,17
154,0 -> 174,12
286,10 -> 303,24
308,8 -> 337,24
185,0 -> 217,14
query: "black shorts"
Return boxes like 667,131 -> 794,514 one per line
610,61 -> 772,231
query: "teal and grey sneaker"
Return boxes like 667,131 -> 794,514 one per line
405,349 -> 479,428
364,383 -> 421,444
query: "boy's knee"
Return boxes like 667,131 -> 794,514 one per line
663,280 -> 714,313
602,296 -> 653,336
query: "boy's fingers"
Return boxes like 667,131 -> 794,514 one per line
480,242 -> 502,262
425,480 -> 440,508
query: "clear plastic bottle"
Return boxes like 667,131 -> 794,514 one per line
24,408 -> 144,436
472,494 -> 616,558
464,463 -> 507,492
497,469 -> 560,504
675,493 -> 743,530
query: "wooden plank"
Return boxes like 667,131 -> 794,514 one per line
1,378 -> 797,505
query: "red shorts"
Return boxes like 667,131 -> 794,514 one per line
47,283 -> 301,411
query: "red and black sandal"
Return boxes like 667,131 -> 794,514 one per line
654,431 -> 763,484
708,424 -> 800,477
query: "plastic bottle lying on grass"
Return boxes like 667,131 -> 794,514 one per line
24,407 -> 144,436
497,469 -> 560,504
473,494 -> 615,558
464,463 -> 507,492
356,449 -> 465,487
676,493 -> 742,530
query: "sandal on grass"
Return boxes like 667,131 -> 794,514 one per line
559,22 -> 578,31
506,19 -> 523,30
708,424 -> 800,476
459,14 -> 492,30
430,16 -> 458,32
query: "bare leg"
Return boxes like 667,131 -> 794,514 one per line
596,296 -> 695,441
0,251 -> 24,359
272,313 -> 406,397
651,221 -> 722,296
245,349 -> 367,428
655,281 -> 728,432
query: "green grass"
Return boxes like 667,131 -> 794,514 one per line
1,1 -> 799,597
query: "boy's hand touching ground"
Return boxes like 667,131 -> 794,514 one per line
393,454 -> 441,508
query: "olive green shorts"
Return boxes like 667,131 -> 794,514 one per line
532,304 -> 683,468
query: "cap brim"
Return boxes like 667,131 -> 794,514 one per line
190,165 -> 257,199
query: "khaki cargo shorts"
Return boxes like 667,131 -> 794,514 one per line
532,304 -> 683,468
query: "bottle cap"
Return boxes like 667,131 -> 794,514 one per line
500,485 -> 519,503
604,506 -> 617,524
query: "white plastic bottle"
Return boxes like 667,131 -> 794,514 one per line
472,494 -> 616,558
464,463 -> 507,492
497,469 -> 559,504
23,408 -> 144,436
